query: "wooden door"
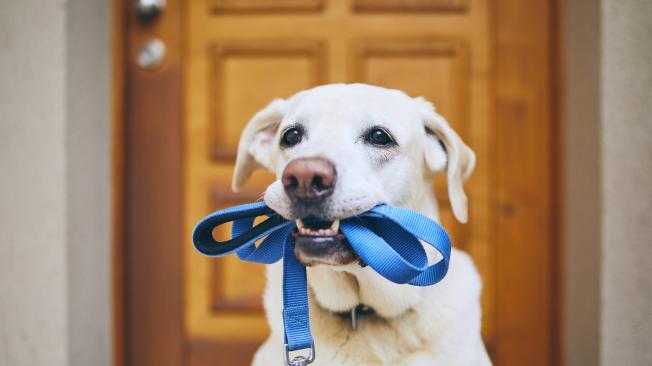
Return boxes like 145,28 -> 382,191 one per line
122,0 -> 559,365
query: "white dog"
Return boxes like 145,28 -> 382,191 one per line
232,84 -> 491,365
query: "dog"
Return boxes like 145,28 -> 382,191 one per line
232,84 -> 491,365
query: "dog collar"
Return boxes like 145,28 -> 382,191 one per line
192,201 -> 451,366
334,304 -> 377,330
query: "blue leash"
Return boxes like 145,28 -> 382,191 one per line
192,201 -> 451,366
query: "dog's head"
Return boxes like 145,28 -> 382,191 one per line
233,83 -> 474,267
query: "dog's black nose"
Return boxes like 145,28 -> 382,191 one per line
282,157 -> 336,202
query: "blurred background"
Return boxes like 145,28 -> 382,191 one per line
1,0 -> 651,365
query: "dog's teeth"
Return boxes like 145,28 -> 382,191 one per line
331,220 -> 340,232
296,220 -> 341,236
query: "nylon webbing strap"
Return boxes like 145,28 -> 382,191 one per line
192,201 -> 451,360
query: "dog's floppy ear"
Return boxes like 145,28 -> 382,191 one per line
232,98 -> 287,191
414,97 -> 476,223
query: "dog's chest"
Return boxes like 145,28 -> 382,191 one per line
309,302 -> 429,365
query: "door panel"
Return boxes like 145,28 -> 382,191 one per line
209,41 -> 326,161
352,0 -> 467,12
124,0 -> 557,365
210,0 -> 325,13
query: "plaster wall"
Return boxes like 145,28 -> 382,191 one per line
0,1 -> 68,365
600,1 -> 652,364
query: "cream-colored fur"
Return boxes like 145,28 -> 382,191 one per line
233,84 -> 491,365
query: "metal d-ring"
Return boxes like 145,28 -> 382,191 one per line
284,343 -> 315,366
350,307 -> 358,330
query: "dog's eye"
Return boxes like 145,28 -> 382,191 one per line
280,127 -> 303,147
365,127 -> 396,147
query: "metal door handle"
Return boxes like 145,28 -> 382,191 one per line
137,39 -> 166,69
136,0 -> 165,22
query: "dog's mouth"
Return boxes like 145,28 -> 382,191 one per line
292,216 -> 358,266
296,216 -> 340,236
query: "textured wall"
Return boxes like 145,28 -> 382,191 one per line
600,0 -> 652,365
0,1 -> 110,366
0,1 -> 68,365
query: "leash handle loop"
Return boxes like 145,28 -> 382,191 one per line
366,204 -> 452,286
192,201 -> 286,257
342,205 -> 451,286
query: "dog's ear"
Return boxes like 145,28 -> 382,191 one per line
414,97 -> 476,223
232,98 -> 287,191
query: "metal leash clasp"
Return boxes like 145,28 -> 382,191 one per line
284,343 -> 315,366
